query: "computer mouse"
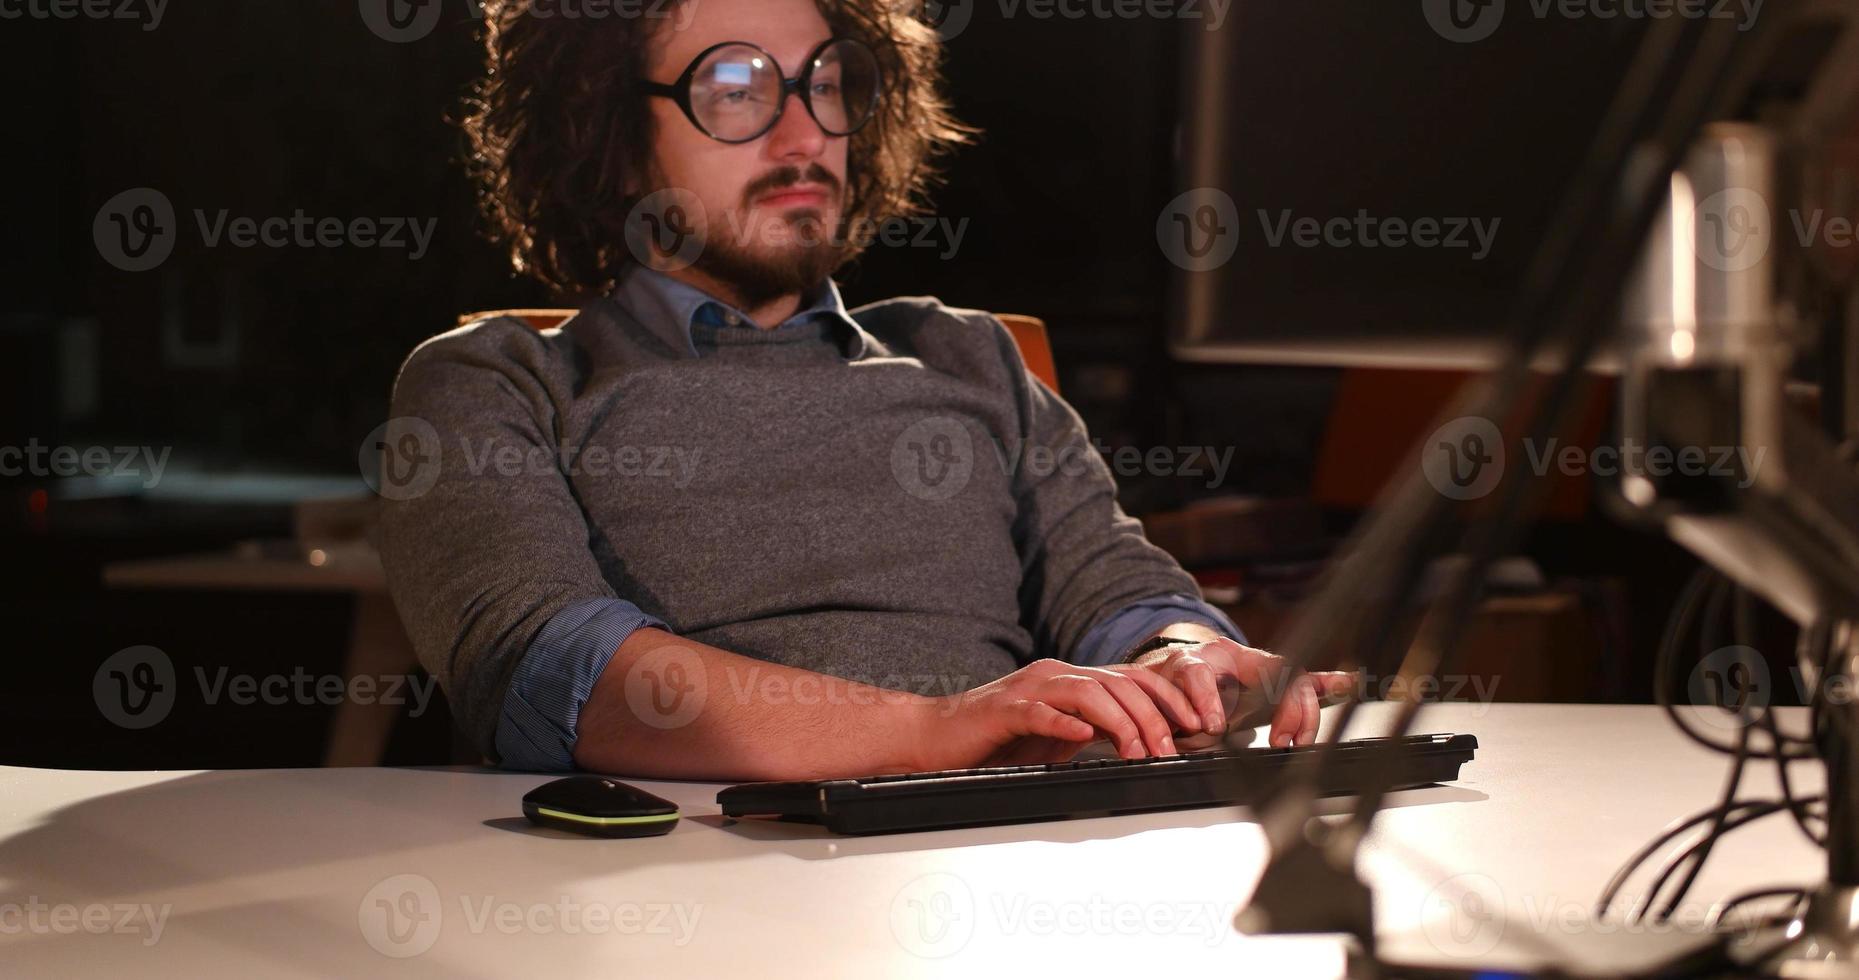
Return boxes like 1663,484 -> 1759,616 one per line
521,775 -> 680,838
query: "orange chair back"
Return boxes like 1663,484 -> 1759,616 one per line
458,308 -> 1059,393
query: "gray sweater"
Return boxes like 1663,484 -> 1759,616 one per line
379,293 -> 1206,759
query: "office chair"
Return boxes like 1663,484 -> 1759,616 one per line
455,308 -> 1060,393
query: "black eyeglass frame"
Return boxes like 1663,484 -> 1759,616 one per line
640,38 -> 881,145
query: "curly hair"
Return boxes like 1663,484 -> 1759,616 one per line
458,0 -> 974,299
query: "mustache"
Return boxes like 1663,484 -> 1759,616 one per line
742,164 -> 841,207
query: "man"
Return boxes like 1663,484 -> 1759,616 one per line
379,0 -> 1352,781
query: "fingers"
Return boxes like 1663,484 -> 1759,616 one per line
1267,675 -> 1324,747
1310,671 -> 1358,705
1024,671 -> 1178,758
1276,672 -> 1359,745
1110,665 -> 1204,735
1146,656 -> 1222,735
1294,677 -> 1321,745
1092,672 -> 1179,757
1014,700 -> 1095,744
1041,675 -> 1152,759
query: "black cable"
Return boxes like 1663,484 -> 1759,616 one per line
1757,595 -> 1827,847
1708,886 -> 1809,931
1646,715 -> 1751,921
1595,796 -> 1823,917
1643,577 -> 1754,921
1652,568 -> 1815,760
1600,566 -> 1831,921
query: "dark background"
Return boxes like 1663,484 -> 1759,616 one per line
2,1 -> 1714,769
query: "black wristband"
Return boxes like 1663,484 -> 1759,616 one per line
1122,634 -> 1201,664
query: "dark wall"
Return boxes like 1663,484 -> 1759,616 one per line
8,2 -> 1247,487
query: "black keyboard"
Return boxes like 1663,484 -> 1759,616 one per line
717,732 -> 1477,835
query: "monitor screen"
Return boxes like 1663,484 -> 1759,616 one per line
1166,2 -> 1650,368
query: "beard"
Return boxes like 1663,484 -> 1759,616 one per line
694,206 -> 849,310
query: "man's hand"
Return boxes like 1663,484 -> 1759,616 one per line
912,650 -> 1355,772
1113,637 -> 1357,749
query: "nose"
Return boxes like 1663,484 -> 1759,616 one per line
763,88 -> 828,163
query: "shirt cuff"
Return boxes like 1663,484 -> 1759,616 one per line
493,596 -> 668,772
1069,594 -> 1247,667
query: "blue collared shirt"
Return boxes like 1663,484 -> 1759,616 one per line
492,266 -> 1245,771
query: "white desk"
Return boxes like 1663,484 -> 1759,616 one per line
0,704 -> 1827,977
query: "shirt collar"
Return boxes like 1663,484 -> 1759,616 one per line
610,264 -> 868,360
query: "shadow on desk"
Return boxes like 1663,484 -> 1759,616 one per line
0,763 -> 1488,965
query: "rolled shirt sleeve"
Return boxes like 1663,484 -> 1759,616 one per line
1068,593 -> 1248,667
494,597 -> 669,772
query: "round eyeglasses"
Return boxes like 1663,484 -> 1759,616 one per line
642,38 -> 882,145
